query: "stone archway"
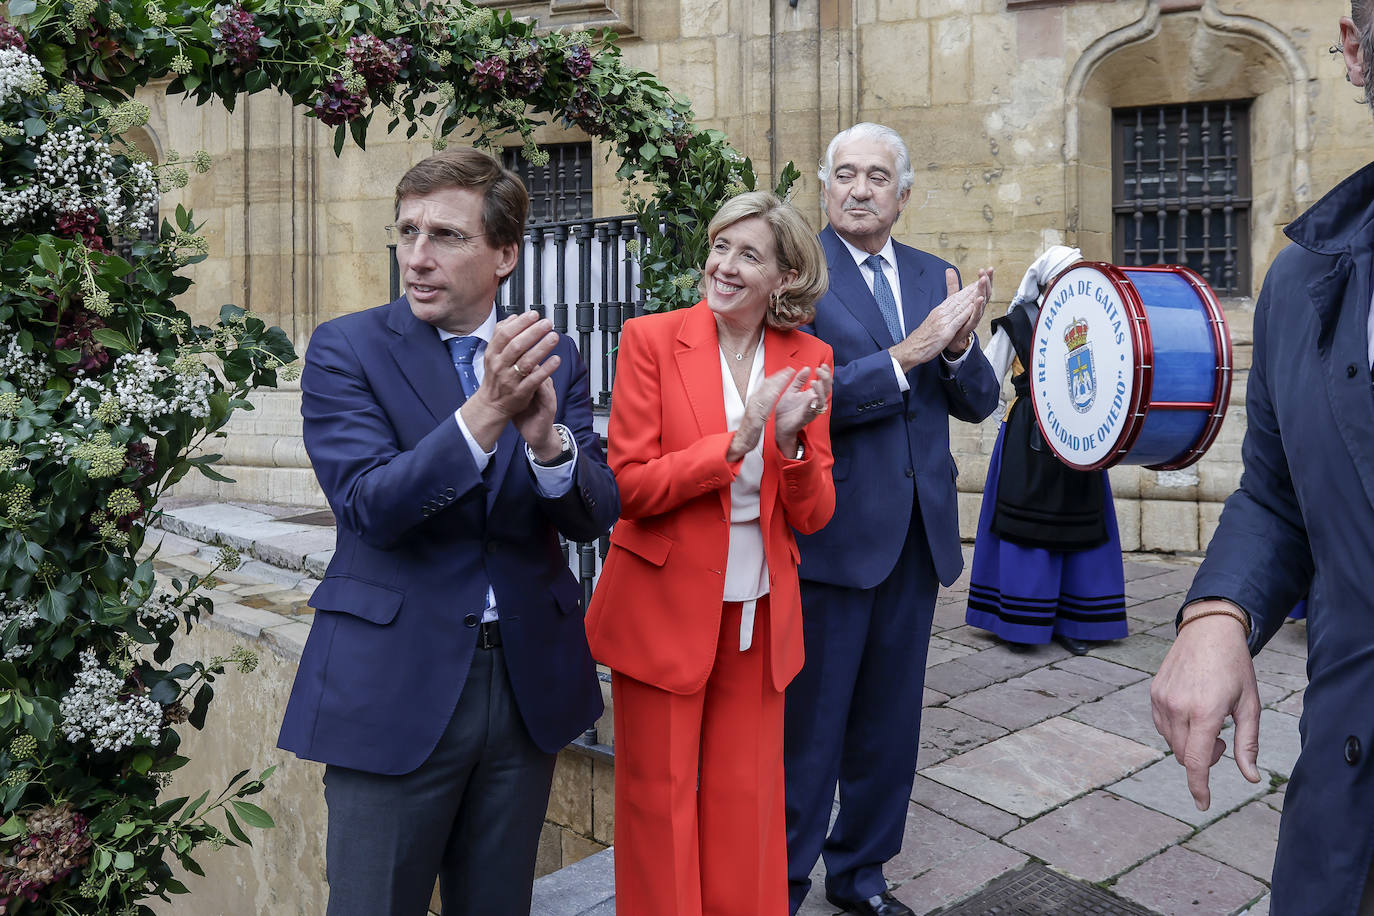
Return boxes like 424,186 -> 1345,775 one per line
1063,0 -> 1309,294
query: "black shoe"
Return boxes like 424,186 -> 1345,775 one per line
1053,633 -> 1094,656
825,890 -> 915,916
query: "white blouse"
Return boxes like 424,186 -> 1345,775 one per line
720,339 -> 770,651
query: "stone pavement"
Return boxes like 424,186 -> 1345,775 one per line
147,498 -> 1302,916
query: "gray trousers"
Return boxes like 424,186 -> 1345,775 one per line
323,644 -> 556,916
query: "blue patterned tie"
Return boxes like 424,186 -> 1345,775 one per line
865,254 -> 903,346
445,336 -> 481,400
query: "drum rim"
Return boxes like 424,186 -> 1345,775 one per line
1030,261 -> 1154,472
1135,265 -> 1233,471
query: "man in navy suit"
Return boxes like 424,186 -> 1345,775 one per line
785,123 -> 999,916
1151,6 -> 1374,912
278,148 -> 618,916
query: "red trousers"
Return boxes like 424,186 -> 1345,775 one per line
611,599 -> 787,916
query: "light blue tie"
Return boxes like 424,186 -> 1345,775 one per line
445,336 -> 481,400
864,254 -> 903,346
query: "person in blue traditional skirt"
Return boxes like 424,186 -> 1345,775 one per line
965,246 -> 1129,656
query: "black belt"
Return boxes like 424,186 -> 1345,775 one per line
476,620 -> 502,650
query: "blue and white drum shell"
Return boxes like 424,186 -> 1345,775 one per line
1028,262 -> 1232,472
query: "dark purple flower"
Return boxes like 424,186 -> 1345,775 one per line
562,86 -> 605,131
213,4 -> 263,69
471,56 -> 506,91
564,44 -> 593,80
346,34 -> 412,93
311,77 -> 366,126
505,40 -> 546,94
0,17 -> 27,51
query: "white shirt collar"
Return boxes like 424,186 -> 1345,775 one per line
835,232 -> 898,275
435,306 -> 498,343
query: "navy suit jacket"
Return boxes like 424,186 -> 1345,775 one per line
278,297 -> 619,775
1185,162 -> 1374,914
796,226 -> 999,589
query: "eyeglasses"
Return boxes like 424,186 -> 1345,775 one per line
385,223 -> 487,250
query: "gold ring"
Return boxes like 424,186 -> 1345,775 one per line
513,364 -> 526,377
810,400 -> 825,413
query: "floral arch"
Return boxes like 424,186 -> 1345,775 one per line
0,0 -> 783,911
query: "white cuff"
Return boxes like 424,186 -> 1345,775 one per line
455,408 -> 496,472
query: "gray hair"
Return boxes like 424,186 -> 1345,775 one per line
818,122 -> 916,194
1361,11 -> 1374,111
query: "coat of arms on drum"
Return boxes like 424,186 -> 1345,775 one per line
1064,317 -> 1096,413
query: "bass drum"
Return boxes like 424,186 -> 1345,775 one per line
1028,262 -> 1231,471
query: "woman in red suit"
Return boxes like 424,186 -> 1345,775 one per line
585,191 -> 835,915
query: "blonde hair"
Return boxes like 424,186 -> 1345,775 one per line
706,191 -> 828,330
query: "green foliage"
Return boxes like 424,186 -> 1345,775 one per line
9,0 -> 796,313
0,0 -> 797,910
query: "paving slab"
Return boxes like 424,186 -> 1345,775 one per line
1243,894 -> 1271,915
890,839 -> 1027,914
1123,559 -> 1174,580
530,847 -> 615,916
1252,650 -> 1308,693
923,687 -> 950,707
924,659 -> 999,697
1108,754 -> 1271,828
923,717 -> 1161,818
909,775 -> 1022,839
938,625 -> 1002,650
947,667 -> 1115,731
917,706 -> 1009,769
957,641 -> 1070,681
1002,791 -> 1191,882
1051,655 -> 1150,687
1112,846 -> 1266,916
1068,680 -> 1171,752
1088,633 -> 1173,673
927,636 -> 977,668
139,530 -> 204,559
1183,800 -> 1281,881
253,527 -> 341,570
885,805 -> 994,882
1126,573 -> 1192,604
1253,709 -> 1302,778
1127,595 -> 1183,625
1270,689 -> 1303,717
1264,620 -> 1308,658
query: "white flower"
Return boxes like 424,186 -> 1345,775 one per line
0,48 -> 47,108
58,650 -> 163,753
68,349 -> 212,428
0,125 -> 160,235
0,328 -> 55,394
0,594 -> 40,661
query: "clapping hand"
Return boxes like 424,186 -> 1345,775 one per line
725,365 -> 831,463
891,267 -> 992,370
462,311 -> 563,454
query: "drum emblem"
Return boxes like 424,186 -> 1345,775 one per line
1063,317 -> 1096,413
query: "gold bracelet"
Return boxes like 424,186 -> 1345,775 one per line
1176,606 -> 1252,639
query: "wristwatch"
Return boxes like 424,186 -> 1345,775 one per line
528,424 -> 575,468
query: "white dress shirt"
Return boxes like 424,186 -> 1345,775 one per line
720,339 -> 769,652
437,307 -> 578,622
833,233 -> 971,387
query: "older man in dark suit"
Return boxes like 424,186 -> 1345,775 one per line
1152,6 -> 1374,913
785,122 -> 1000,916
278,148 -> 618,916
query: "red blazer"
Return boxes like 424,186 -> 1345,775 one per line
585,301 -> 836,695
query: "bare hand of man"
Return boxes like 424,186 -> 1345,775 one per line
1150,601 -> 1262,810
726,367 -> 798,464
944,267 -> 993,357
462,312 -> 563,452
773,364 -> 833,457
514,377 -> 562,461
891,268 -> 990,371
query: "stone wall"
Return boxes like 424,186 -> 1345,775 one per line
160,0 -> 1374,543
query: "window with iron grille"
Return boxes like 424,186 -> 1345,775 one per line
1112,101 -> 1252,296
502,142 -> 594,225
